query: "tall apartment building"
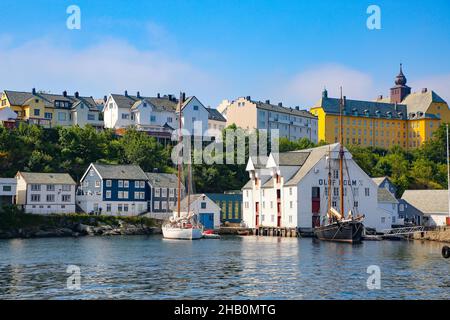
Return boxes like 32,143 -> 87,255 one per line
224,97 -> 318,143
310,65 -> 449,149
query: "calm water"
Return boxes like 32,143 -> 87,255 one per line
0,235 -> 448,300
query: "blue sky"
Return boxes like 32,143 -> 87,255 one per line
1,0 -> 449,107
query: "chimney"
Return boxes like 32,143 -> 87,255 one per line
265,99 -> 270,104
422,88 -> 428,93
124,90 -> 128,97
103,95 -> 107,103
32,88 -> 36,95
378,94 -> 383,100
295,106 -> 300,110
63,90 -> 67,97
278,102 -> 283,107
157,93 -> 161,98
168,94 -> 173,101
137,91 -> 141,98
246,96 -> 251,101
74,91 -> 79,98
181,92 -> 186,103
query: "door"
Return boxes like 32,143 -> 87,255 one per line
311,187 -> 321,227
200,213 -> 214,229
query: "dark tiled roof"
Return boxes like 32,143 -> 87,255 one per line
207,107 -> 226,122
252,99 -> 317,119
276,152 -> 310,166
111,94 -> 177,112
145,172 -> 184,189
4,91 -> 34,106
316,97 -> 409,120
93,164 -> 147,180
401,190 -> 448,214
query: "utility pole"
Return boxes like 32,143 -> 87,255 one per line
447,124 -> 450,223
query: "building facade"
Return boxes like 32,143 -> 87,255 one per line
0,89 -> 103,129
77,163 -> 150,216
373,177 -> 401,226
310,66 -> 449,149
205,192 -> 242,224
401,190 -> 449,227
177,96 -> 210,137
177,194 -> 221,230
224,96 -> 318,143
0,178 -> 17,207
206,107 -> 227,134
145,172 -> 184,216
242,143 -> 391,232
103,91 -> 178,140
15,172 -> 76,214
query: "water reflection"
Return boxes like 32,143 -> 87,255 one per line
0,235 -> 448,299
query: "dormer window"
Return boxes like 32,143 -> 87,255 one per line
193,105 -> 199,111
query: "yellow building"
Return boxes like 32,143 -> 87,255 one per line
310,66 -> 447,149
0,89 -> 102,128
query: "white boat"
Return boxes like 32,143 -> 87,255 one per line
162,224 -> 203,240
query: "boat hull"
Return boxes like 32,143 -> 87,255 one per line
162,226 -> 203,240
314,221 -> 364,243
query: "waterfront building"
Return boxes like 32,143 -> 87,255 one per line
401,190 -> 449,227
0,178 -> 17,206
15,172 -> 76,214
77,163 -> 150,216
373,177 -> 402,226
224,96 -> 318,143
242,143 -> 391,233
177,95 -> 210,137
0,89 -> 103,129
145,172 -> 184,218
205,192 -> 243,224
176,194 -> 221,230
310,65 -> 449,149
103,91 -> 178,141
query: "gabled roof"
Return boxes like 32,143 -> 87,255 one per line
401,90 -> 448,114
401,190 -> 449,215
17,172 -> 76,185
207,107 -> 226,122
145,172 -> 184,189
178,193 -> 219,212
91,164 -> 147,180
372,177 -> 388,186
378,188 -> 398,204
271,152 -> 310,167
249,99 -> 317,119
314,96 -> 408,120
110,94 -> 178,112
3,90 -> 34,106
241,180 -> 253,190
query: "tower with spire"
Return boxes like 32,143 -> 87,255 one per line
390,63 -> 411,103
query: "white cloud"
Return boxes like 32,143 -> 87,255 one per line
281,64 -> 377,106
0,36 -> 221,102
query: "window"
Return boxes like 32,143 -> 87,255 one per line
124,204 -> 129,212
333,170 -> 339,179
45,112 -> 52,119
106,191 -> 112,199
34,109 -> 40,116
150,115 -> 156,122
46,194 -> 55,202
106,180 -> 112,187
162,202 -> 167,210
289,215 -> 293,223
88,114 -> 95,121
62,195 -> 71,202
201,202 -> 207,209
124,181 -> 129,188
167,117 -> 173,123
140,181 -> 145,188
271,215 -> 275,222
354,201 -> 359,208
62,185 -> 71,192
31,184 -> 41,191
135,181 -> 140,188
95,181 -> 100,188
106,204 -> 111,212
365,188 -> 370,197
193,105 -> 199,111
155,188 -> 161,197
118,191 -> 124,199
118,180 -> 123,188
58,112 -> 67,121
333,187 -> 339,196
381,217 -> 386,223
2,185 -> 12,192
289,188 -> 292,196
154,201 -> 160,210
162,188 -> 167,197
134,192 -> 140,199
122,113 -> 130,119
169,188 -> 175,197
123,191 -> 129,199
290,201 -> 293,209
399,204 -> 404,212
118,204 -> 123,212
46,185 -> 55,191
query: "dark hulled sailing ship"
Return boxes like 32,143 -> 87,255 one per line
314,88 -> 365,243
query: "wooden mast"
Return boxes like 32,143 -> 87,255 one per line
339,87 -> 345,220
177,92 -> 184,218
327,146 -> 332,223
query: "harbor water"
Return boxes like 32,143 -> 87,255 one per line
0,235 -> 448,299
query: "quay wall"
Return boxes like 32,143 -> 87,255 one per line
412,227 -> 450,243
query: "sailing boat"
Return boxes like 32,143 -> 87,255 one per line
162,92 -> 203,240
314,88 -> 365,243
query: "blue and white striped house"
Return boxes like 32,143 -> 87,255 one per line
77,163 -> 150,216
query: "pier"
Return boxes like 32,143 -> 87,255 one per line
254,227 -> 299,237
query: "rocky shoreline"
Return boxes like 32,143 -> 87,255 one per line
0,218 -> 162,239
